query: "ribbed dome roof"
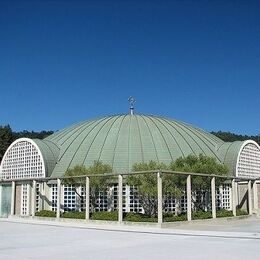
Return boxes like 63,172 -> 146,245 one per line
45,114 -> 225,177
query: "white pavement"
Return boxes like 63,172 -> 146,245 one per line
1,217 -> 260,259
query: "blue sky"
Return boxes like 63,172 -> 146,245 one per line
0,0 -> 260,135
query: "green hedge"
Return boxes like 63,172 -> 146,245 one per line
34,208 -> 248,221
192,210 -> 212,220
62,211 -> 85,219
91,211 -> 118,221
216,209 -> 233,218
237,209 -> 248,216
124,212 -> 157,222
163,213 -> 187,222
35,210 -> 56,218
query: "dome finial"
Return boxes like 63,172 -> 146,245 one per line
128,96 -> 136,115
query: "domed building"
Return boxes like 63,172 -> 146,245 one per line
1,114 -> 260,180
0,112 -> 260,217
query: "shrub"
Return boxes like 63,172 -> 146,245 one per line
163,213 -> 187,222
62,211 -> 85,219
124,212 -> 157,222
91,211 -> 118,221
35,210 -> 56,217
237,209 -> 248,216
216,209 -> 233,218
192,210 -> 212,220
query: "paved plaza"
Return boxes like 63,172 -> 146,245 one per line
1,218 -> 260,260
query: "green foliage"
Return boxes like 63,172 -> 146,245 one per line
85,161 -> 113,191
62,211 -> 85,219
127,156 -> 229,216
163,213 -> 187,222
237,209 -> 248,216
64,161 -> 112,213
0,125 -> 13,163
212,131 -> 260,145
131,161 -> 168,172
13,130 -> 53,140
170,154 -> 229,211
123,212 -> 157,222
91,211 -> 118,221
35,210 -> 56,217
64,161 -> 112,188
216,209 -> 233,218
192,210 -> 212,220
63,165 -> 88,186
169,154 -> 229,186
35,209 -> 240,222
127,161 -> 168,217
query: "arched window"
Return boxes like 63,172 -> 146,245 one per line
236,141 -> 260,178
0,138 -> 45,180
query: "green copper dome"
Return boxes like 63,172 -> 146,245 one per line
44,114 -> 227,177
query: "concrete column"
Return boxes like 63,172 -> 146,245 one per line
248,180 -> 253,215
85,177 -> 90,220
157,172 -> 163,224
118,174 -> 123,223
235,182 -> 238,210
27,183 -> 31,216
232,179 -> 237,217
186,175 -> 192,221
211,177 -> 216,219
56,179 -> 61,219
76,186 -> 81,211
43,182 -> 50,211
11,181 -> 16,216
253,181 -> 258,211
61,184 -> 64,213
31,180 -> 36,217
39,182 -> 44,211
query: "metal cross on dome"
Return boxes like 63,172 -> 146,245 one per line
128,96 -> 136,115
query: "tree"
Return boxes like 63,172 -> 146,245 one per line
13,130 -> 54,140
127,155 -> 229,216
127,161 -> 168,217
0,125 -> 13,163
63,161 -> 112,212
211,131 -> 260,146
169,154 -> 229,210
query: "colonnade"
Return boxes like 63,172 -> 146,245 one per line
7,173 -> 260,224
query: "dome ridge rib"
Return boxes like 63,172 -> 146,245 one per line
65,116 -> 110,170
50,120 -> 88,143
140,115 -> 159,163
175,120 -> 222,162
51,120 -> 94,145
60,119 -> 96,146
176,120 -> 217,147
96,115 -> 122,163
170,120 -> 207,156
82,116 -> 117,166
223,142 -> 234,163
59,117 -> 108,163
159,117 -> 196,155
146,115 -> 174,162
127,115 -> 132,171
111,115 -> 127,171
154,117 -> 185,158
135,115 -> 145,163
